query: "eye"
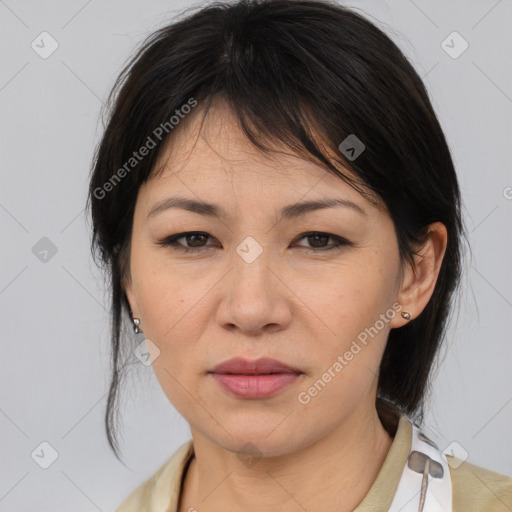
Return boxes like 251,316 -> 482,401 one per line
293,232 -> 351,252
157,232 -> 217,253
157,231 -> 351,254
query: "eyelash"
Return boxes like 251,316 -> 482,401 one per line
157,231 -> 351,254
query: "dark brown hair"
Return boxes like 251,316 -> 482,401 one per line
87,0 -> 466,461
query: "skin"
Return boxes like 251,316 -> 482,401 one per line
124,98 -> 448,512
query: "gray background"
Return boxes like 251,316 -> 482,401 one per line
1,0 -> 511,510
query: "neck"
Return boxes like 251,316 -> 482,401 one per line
179,404 -> 395,512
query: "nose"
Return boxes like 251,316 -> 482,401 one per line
215,243 -> 293,336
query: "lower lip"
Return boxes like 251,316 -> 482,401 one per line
210,372 -> 302,399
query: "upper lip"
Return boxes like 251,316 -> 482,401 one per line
210,357 -> 302,375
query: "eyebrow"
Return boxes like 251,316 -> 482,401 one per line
147,196 -> 367,220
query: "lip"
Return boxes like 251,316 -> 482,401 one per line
209,357 -> 303,399
210,357 -> 302,375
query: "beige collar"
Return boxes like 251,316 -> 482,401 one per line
141,414 -> 413,512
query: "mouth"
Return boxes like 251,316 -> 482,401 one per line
208,357 -> 303,399
209,357 -> 302,375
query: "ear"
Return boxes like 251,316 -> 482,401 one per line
390,222 -> 448,328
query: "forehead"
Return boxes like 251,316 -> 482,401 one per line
144,98 -> 378,208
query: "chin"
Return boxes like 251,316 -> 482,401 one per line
206,416 -> 309,459
223,434 -> 298,460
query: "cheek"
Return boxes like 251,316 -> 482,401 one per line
132,255 -> 203,340
314,257 -> 397,335
303,253 -> 399,388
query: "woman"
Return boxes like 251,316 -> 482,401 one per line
87,0 -> 512,510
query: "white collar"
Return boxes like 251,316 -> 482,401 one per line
388,421 -> 452,511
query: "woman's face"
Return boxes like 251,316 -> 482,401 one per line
125,100 -> 409,457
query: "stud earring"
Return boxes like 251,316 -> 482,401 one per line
401,311 -> 411,320
133,317 -> 141,334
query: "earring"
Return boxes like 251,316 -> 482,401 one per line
401,311 -> 411,320
133,317 -> 141,334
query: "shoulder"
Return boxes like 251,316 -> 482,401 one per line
448,456 -> 512,512
115,439 -> 194,512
